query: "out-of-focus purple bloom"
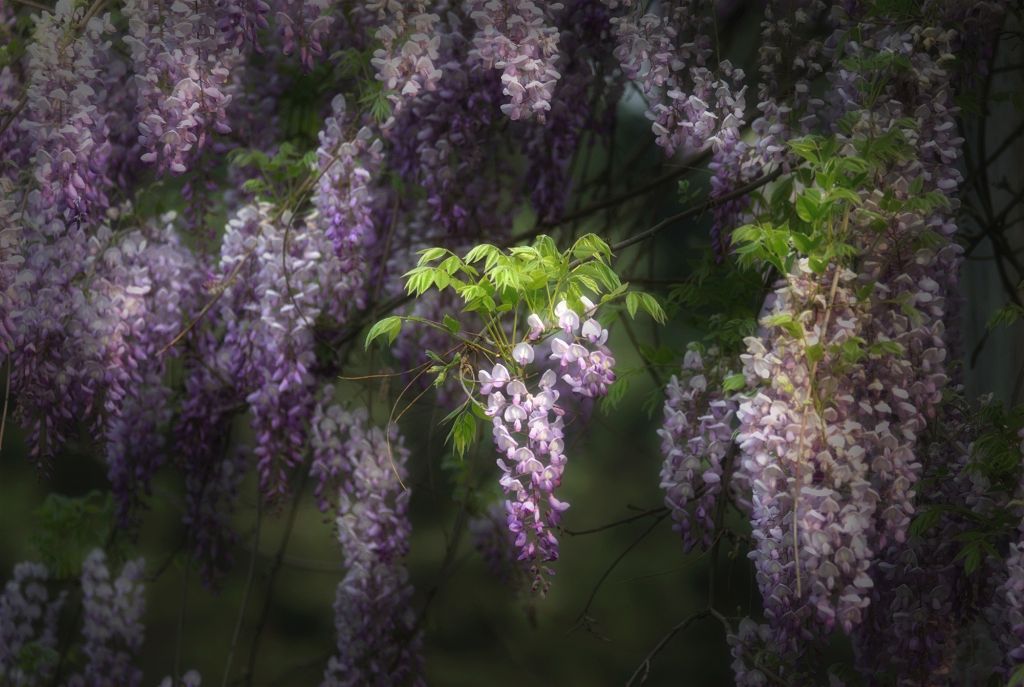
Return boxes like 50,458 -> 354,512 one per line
0,562 -> 65,686
313,388 -> 423,687
68,550 -> 146,687
658,345 -> 736,552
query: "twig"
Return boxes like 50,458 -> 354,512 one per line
0,357 -> 10,451
606,166 -> 785,257
563,506 -> 669,536
173,551 -> 192,683
541,155 -> 709,230
11,0 -> 53,10
241,470 -> 310,687
625,611 -> 710,686
573,511 -> 670,625
221,492 -> 262,687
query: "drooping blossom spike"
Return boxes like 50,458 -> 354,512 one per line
363,1 -> 443,114
736,262 -> 879,646
607,1 -> 747,159
314,94 -> 385,282
67,550 -> 146,687
658,345 -> 737,552
484,365 -> 570,594
21,0 -> 119,223
0,562 -> 65,686
314,388 -> 423,687
123,0 -> 241,175
855,400 -> 1001,685
465,0 -> 565,121
273,0 -> 334,69
480,304 -> 615,592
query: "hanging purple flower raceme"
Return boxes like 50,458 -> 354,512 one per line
0,562 -> 65,686
20,0 -> 118,224
465,0 -> 564,122
607,0 -> 747,159
217,0 -> 271,48
314,94 -> 385,281
828,20 -> 966,551
751,0 -> 829,172
482,363 -> 568,594
658,345 -> 736,552
854,401 -> 1001,686
727,617 -> 809,687
272,0 -> 334,70
176,327 -> 250,586
520,0 -> 614,222
90,219 -> 200,523
123,0 -> 241,175
361,1 -> 444,114
216,201 -> 356,499
312,387 -> 423,687
736,262 -> 880,647
480,300 -> 615,593
67,550 -> 146,687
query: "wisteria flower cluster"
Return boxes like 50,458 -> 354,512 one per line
310,388 -> 423,686
478,299 -> 615,592
0,562 -> 64,686
658,344 -> 737,552
0,0 -> 1020,683
466,0 -> 564,121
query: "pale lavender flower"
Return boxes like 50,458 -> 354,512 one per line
68,550 -> 146,687
465,0 -> 564,121
315,388 -> 423,686
0,563 -> 65,686
658,345 -> 736,552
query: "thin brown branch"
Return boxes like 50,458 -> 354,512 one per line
562,506 -> 669,536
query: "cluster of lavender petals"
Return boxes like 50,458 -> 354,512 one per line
607,1 -> 747,159
466,0 -> 564,121
123,0 -> 241,175
520,0 -> 615,222
20,0 -> 119,223
311,387 -> 423,687
0,563 -> 65,686
829,19 -> 966,551
272,0 -> 334,69
383,39 -> 509,236
751,0 -> 828,172
362,1 -> 444,113
727,617 -> 806,687
990,459 -> 1024,676
479,299 -> 614,592
68,550 -> 146,687
737,262 -> 880,645
314,94 -> 385,277
727,5 -> 985,665
658,345 -> 736,552
216,202 -> 354,497
853,401 -> 1002,685
93,219 -> 200,522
